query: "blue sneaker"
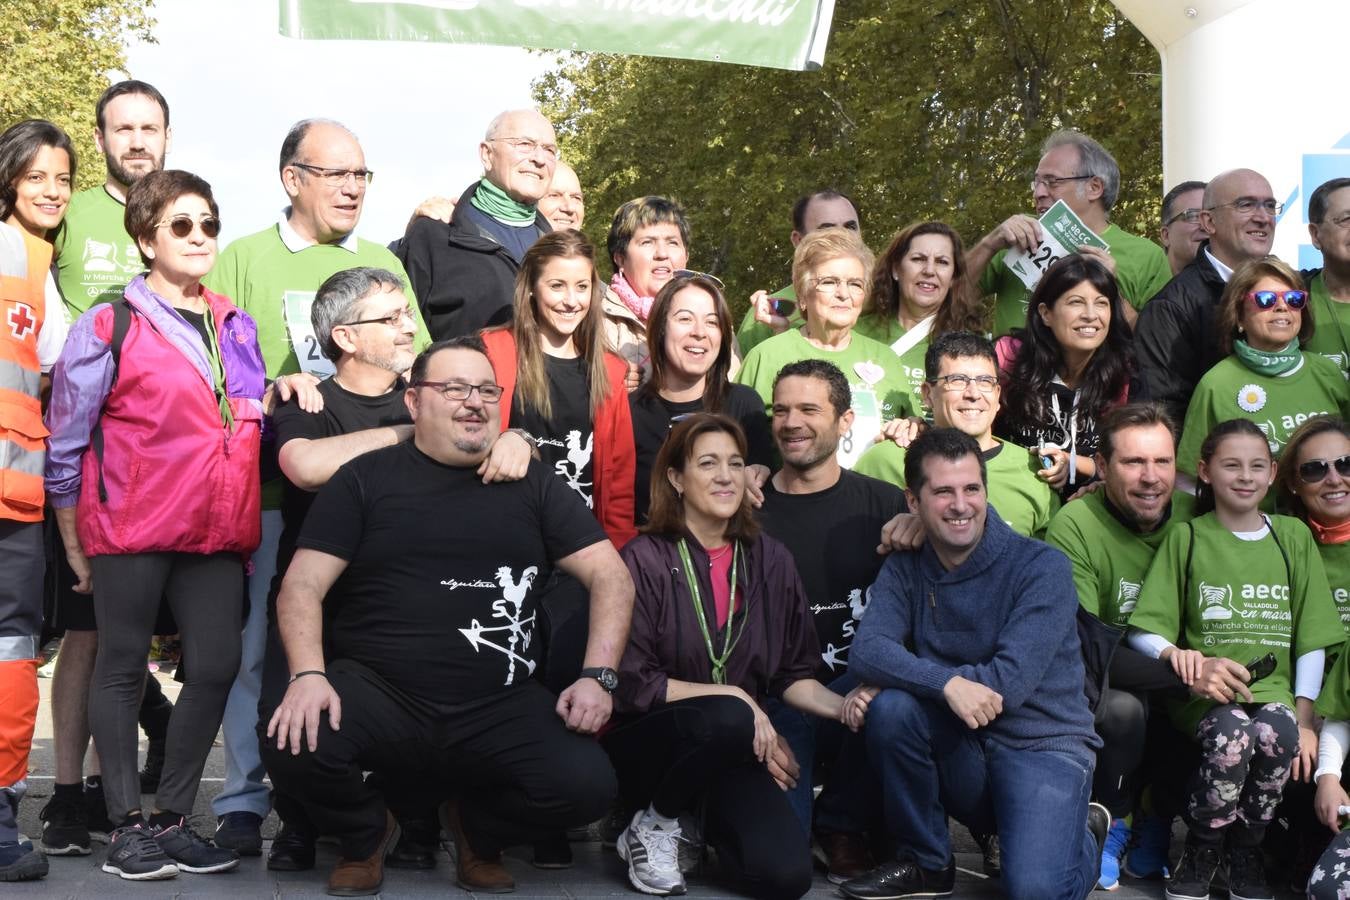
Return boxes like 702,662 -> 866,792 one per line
1098,818 -> 1129,890
1124,815 -> 1172,879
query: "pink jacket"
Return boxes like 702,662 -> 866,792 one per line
45,276 -> 265,557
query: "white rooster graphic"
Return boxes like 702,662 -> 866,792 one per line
459,565 -> 539,684
554,430 -> 594,507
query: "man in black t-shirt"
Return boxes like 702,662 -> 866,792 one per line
261,337 -> 633,897
759,358 -> 907,884
262,267 -> 537,871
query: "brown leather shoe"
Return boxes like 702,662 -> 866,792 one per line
815,828 -> 876,885
439,800 -> 516,893
327,812 -> 398,897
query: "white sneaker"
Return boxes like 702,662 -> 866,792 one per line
617,810 -> 687,896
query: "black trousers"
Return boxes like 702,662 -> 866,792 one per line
260,659 -> 615,859
1092,646 -> 1188,817
602,695 -> 813,900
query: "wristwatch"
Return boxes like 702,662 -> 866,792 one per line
579,666 -> 619,693
504,427 -> 538,451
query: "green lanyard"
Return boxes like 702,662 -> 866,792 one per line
677,538 -> 744,685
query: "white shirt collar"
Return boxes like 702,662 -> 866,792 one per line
277,208 -> 359,254
1205,247 -> 1235,282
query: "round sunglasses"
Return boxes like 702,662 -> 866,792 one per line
1247,289 -> 1307,310
1298,454 -> 1350,484
154,215 -> 221,239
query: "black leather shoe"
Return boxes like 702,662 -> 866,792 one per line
839,856 -> 955,899
386,817 -> 438,870
267,822 -> 317,872
214,811 -> 263,856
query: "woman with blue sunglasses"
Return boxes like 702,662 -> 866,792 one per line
1176,257 -> 1350,505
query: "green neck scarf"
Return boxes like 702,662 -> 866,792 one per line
469,178 -> 537,226
199,308 -> 234,430
1234,338 -> 1302,376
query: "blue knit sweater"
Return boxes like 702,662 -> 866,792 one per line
852,507 -> 1101,760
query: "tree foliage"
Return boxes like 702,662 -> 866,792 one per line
534,0 -> 1161,318
0,0 -> 157,191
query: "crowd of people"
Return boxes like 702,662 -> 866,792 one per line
2,76 -> 1350,900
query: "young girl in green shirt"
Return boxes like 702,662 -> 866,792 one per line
1127,419 -> 1342,900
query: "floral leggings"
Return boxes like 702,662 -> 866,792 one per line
1186,702 -> 1297,841
1307,828 -> 1350,899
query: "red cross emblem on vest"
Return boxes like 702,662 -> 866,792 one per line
8,302 -> 36,340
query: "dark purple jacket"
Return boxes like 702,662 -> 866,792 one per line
616,531 -> 821,714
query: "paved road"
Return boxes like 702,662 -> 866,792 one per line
14,671 -> 1193,898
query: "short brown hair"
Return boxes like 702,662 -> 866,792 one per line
606,196 -> 690,272
792,228 -> 875,322
1097,402 -> 1177,461
643,413 -> 760,542
1216,256 -> 1312,356
124,169 -> 218,267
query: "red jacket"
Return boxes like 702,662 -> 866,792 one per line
481,328 -> 636,548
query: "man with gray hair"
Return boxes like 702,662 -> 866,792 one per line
203,118 -> 432,856
398,108 -> 556,340
965,130 -> 1172,336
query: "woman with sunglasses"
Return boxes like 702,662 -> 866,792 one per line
1273,416 -> 1350,894
736,229 -> 913,469
857,221 -> 984,415
44,171 -> 269,880
994,253 -> 1141,501
610,413 -> 866,898
630,272 -> 772,523
1177,258 -> 1350,503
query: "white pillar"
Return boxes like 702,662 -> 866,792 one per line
1110,0 -> 1349,267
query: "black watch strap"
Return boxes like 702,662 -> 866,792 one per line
579,666 -> 619,692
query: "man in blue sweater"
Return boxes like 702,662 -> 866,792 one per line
841,427 -> 1108,900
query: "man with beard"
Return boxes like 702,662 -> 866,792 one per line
203,119 -> 431,857
757,358 -> 907,883
1044,402 -> 1193,888
261,337 -> 630,896
40,79 -> 176,859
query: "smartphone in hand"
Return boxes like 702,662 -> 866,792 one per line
1245,652 -> 1278,685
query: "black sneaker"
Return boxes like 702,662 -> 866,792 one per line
102,824 -> 178,881
975,832 -> 1000,878
387,815 -> 439,870
214,811 -> 263,856
267,821 -> 317,872
1227,844 -> 1273,900
1087,801 -> 1111,882
532,835 -> 574,869
83,781 -> 114,842
152,820 -> 240,874
39,794 -> 90,856
0,840 -> 49,881
1166,842 -> 1222,900
839,856 -> 956,899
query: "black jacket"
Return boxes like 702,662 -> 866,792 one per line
1134,240 -> 1228,427
396,180 -> 550,340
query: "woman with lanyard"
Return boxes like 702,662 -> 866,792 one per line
855,221 -> 984,415
608,413 -> 873,898
1275,416 -> 1350,894
1126,418 -> 1342,900
1178,257 -> 1350,505
995,253 -> 1141,500
629,272 -> 772,523
44,170 -> 283,880
736,228 -> 913,469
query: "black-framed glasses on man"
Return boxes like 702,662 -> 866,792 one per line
339,307 -> 417,328
1205,197 -> 1282,217
291,163 -> 374,186
411,380 -> 504,403
928,373 -> 999,393
1030,174 -> 1094,191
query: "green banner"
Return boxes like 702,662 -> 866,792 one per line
278,0 -> 836,71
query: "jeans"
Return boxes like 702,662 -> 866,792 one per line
865,688 -> 1098,900
213,509 -> 281,819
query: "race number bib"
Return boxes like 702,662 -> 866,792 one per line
838,387 -> 880,469
1003,200 -> 1111,291
282,290 -> 335,377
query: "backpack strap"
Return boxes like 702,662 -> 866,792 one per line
91,299 -> 135,502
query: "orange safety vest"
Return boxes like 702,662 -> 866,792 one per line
0,225 -> 48,523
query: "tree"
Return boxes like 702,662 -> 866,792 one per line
534,0 -> 1161,318
0,0 -> 157,190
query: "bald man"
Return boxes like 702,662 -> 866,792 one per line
398,108 -> 557,340
1135,168 -> 1280,425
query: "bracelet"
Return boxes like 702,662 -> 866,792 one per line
505,427 -> 538,451
289,670 -> 327,683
